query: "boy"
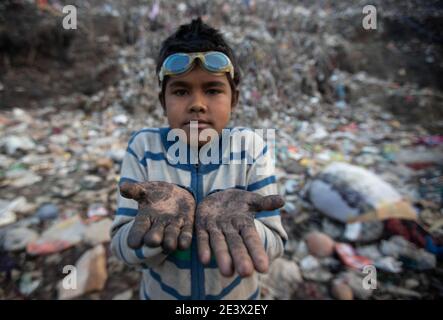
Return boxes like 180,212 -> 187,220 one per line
110,18 -> 288,300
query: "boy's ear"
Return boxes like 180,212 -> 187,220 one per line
231,89 -> 239,111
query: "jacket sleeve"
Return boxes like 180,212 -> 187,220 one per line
110,134 -> 168,268
246,138 -> 288,263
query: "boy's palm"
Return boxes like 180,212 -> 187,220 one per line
196,189 -> 284,277
120,181 -> 195,252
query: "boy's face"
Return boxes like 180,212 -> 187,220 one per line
160,64 -> 238,146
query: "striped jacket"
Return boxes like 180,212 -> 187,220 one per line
110,127 -> 288,300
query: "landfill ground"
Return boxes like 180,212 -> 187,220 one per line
0,0 -> 442,300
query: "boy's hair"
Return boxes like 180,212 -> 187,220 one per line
156,17 -> 241,96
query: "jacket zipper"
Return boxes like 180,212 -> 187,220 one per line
191,162 -> 205,299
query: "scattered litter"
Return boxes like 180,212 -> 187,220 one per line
19,272 -> 41,296
260,258 -> 302,300
380,236 -> 436,271
2,227 -> 39,252
305,232 -> 335,258
84,218 -> 113,245
27,215 -> 86,255
331,279 -> 353,300
334,243 -> 373,270
36,203 -> 59,221
87,203 -> 109,221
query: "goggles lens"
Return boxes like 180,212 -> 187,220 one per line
204,52 -> 229,71
164,54 -> 191,74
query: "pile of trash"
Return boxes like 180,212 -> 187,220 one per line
1,0 -> 442,299
263,163 -> 442,300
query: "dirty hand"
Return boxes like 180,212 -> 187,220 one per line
196,189 -> 285,277
120,181 -> 196,252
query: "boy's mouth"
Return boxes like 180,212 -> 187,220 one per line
183,119 -> 212,129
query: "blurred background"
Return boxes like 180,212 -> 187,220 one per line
0,0 -> 442,300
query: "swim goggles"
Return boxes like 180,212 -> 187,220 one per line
158,51 -> 235,84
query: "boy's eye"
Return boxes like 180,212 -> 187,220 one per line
172,89 -> 188,96
206,89 -> 222,95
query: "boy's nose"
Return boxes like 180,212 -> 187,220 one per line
188,92 -> 207,113
189,104 -> 207,113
